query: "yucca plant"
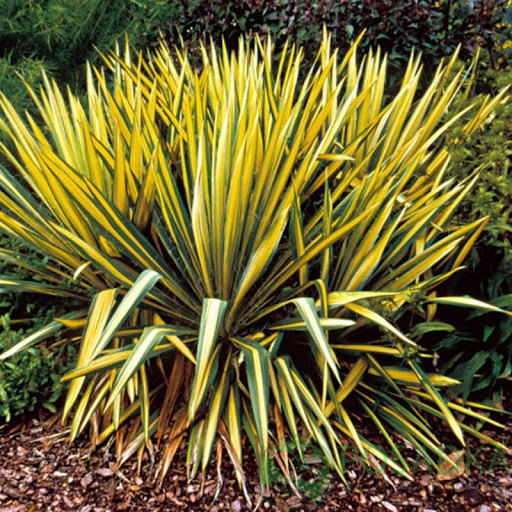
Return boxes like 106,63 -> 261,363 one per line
0,33 -> 510,497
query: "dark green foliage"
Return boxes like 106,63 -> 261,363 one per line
449,68 -> 512,242
435,284 -> 512,406
0,235 -> 76,423
1,1 -> 509,115
434,66 -> 512,402
0,308 -> 76,422
441,0 -> 512,68
134,0 -> 511,76
0,55 -> 49,115
0,0 -> 134,89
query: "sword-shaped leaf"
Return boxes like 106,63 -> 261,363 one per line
427,296 -> 512,316
408,360 -> 465,445
188,299 -> 228,421
104,325 -> 192,411
292,298 -> 340,382
0,311 -> 81,360
201,357 -> 231,471
235,337 -> 270,482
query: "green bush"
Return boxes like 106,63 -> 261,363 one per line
1,1 -> 509,126
433,66 -> 512,402
133,0 -> 511,75
0,230 -> 78,423
447,67 -> 512,240
0,0 -> 134,89
0,308 -> 76,422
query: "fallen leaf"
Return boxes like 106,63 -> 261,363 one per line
437,450 -> 465,481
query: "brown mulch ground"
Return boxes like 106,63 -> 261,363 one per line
0,407 -> 511,512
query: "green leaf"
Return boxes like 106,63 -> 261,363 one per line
188,299 -> 228,422
292,298 -> 340,382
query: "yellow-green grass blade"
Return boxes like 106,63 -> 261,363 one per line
359,383 -> 437,442
345,302 -> 417,347
313,279 -> 331,409
378,402 -> 444,452
408,360 -> 465,445
463,86 -> 510,136
104,325 -> 192,411
332,419 -> 411,478
241,206 -> 377,327
153,313 -> 197,363
339,403 -> 367,461
324,358 -> 368,418
188,299 -> 228,422
340,200 -> 398,291
363,356 -> 431,427
405,391 -> 506,429
73,181 -> 198,311
369,411 -> 440,469
70,375 -> 107,441
226,385 -> 243,464
273,373 -> 302,459
201,356 -> 231,472
301,406 -> 343,475
139,364 -> 151,442
0,311 -> 82,360
0,278 -> 85,299
90,270 -> 162,360
359,400 -> 410,472
49,224 -> 140,288
451,218 -> 488,269
227,208 -> 290,327
367,366 -> 460,387
377,235 -> 465,291
331,344 -> 402,356
427,296 -> 512,316
292,298 -> 340,382
274,357 -> 315,432
241,408 -> 267,484
390,391 -> 509,452
61,343 -> 173,381
322,290 -> 401,309
269,317 -> 355,331
276,356 -> 339,440
96,382 -> 165,448
235,337 -> 270,480
62,288 -> 118,419
0,162 -> 68,241
289,190 -> 307,285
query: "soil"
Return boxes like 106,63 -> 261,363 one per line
0,407 -> 511,512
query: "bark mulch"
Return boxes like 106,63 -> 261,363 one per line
0,408 -> 511,512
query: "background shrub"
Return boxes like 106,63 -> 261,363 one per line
134,0 -> 511,76
0,307 -> 76,422
0,0 -> 134,89
434,65 -> 512,403
2,0 -> 510,112
0,223 -> 78,422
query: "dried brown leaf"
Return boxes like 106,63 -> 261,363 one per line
437,450 -> 465,481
